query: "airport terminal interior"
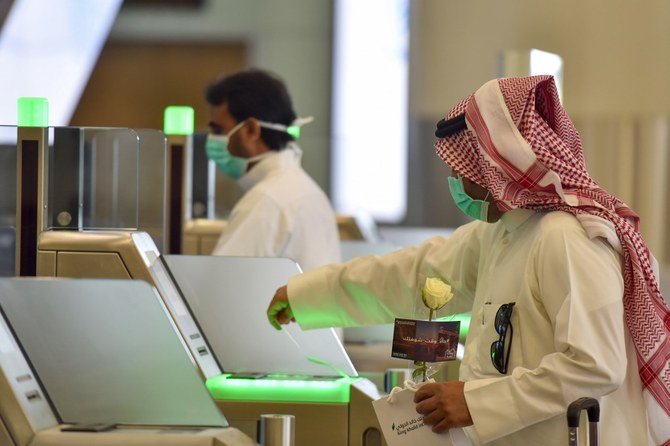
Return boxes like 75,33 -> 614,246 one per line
1,1 -> 670,445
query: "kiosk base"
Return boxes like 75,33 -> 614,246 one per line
31,426 -> 255,446
212,378 -> 385,446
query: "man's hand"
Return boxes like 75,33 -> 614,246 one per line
414,381 -> 473,433
266,285 -> 295,330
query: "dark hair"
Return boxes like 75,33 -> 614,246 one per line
205,69 -> 297,150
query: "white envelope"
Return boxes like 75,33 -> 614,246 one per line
372,383 -> 470,446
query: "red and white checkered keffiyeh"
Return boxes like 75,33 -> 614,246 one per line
435,75 -> 670,445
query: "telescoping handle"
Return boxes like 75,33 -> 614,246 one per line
567,397 -> 600,446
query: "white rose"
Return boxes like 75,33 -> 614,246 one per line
421,277 -> 453,310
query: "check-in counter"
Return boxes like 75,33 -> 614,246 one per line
207,375 -> 382,446
182,218 -> 227,255
10,125 -> 171,276
160,255 -> 386,446
36,230 -> 155,282
22,128 -> 425,445
0,278 -> 254,446
36,230 -> 386,445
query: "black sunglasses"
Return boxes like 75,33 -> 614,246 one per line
490,302 -> 515,374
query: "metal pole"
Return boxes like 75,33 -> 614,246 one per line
258,414 -> 295,446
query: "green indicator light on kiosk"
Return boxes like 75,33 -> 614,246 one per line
206,374 -> 356,403
17,97 -> 48,127
163,106 -> 194,135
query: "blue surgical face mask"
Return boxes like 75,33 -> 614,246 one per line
448,175 -> 490,222
206,121 -> 246,179
206,121 -> 278,180
206,117 -> 314,179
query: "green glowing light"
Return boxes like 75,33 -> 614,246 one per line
163,106 -> 194,135
266,373 -> 311,380
286,125 -> 300,139
206,374 -> 357,403
17,97 -> 48,127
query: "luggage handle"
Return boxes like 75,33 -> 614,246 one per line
567,397 -> 599,446
567,397 -> 600,427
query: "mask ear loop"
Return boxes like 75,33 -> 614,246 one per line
480,189 -> 492,221
257,116 -> 314,140
226,120 -> 247,138
460,175 -> 493,220
462,174 -> 491,203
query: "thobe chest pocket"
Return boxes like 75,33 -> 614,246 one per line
481,301 -> 496,327
475,301 -> 522,376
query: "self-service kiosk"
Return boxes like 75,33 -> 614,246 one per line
36,231 -> 386,445
0,278 -> 255,446
12,116 -> 383,444
160,255 -> 385,446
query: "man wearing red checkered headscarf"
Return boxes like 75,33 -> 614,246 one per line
434,75 -> 669,445
266,76 -> 670,445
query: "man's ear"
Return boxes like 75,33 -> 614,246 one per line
243,118 -> 262,142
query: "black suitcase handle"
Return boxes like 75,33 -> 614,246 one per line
567,397 -> 600,428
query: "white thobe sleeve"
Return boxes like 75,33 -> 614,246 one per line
213,194 -> 286,257
287,222 -> 482,330
463,226 -> 627,444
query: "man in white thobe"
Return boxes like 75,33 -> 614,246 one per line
205,69 -> 340,271
267,76 -> 670,445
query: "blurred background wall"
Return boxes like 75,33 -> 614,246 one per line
408,0 -> 670,262
3,0 -> 670,262
79,0 -> 333,197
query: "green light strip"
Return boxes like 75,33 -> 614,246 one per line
163,105 -> 194,135
206,374 -> 357,403
17,97 -> 48,127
